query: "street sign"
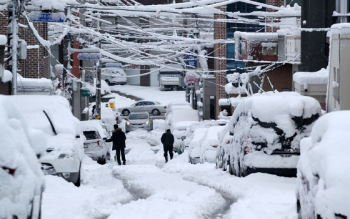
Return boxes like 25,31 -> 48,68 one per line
77,53 -> 101,60
106,62 -> 122,68
186,54 -> 197,69
184,74 -> 199,85
28,12 -> 65,23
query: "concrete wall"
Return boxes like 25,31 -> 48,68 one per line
328,33 -> 350,111
150,68 -> 160,87
327,34 -> 340,112
125,69 -> 140,85
295,82 -> 327,109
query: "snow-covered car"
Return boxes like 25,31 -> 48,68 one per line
125,112 -> 153,132
165,101 -> 191,118
216,126 -> 233,171
180,120 -> 221,152
11,96 -> 84,186
188,128 -> 209,164
217,93 -> 321,177
171,121 -> 199,149
199,126 -> 226,164
117,100 -> 167,116
296,111 -> 350,219
0,96 -> 46,219
166,108 -> 200,131
81,120 -> 111,164
101,67 -> 127,85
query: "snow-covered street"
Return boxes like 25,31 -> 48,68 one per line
41,91 -> 297,219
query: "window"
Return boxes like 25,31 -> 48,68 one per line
282,88 -> 290,92
135,102 -> 143,106
129,113 -> 149,120
145,101 -> 155,105
83,131 -> 100,140
262,43 -> 277,56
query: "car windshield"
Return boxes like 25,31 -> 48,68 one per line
83,131 -> 100,140
129,114 -> 149,120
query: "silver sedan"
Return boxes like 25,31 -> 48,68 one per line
117,100 -> 167,116
125,112 -> 153,132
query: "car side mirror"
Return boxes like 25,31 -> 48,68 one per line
76,135 -> 80,138
103,137 -> 107,140
181,136 -> 186,140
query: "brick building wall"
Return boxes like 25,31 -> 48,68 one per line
266,0 -> 285,32
0,11 -> 49,79
214,6 -> 226,119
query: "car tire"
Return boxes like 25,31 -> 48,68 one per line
105,80 -> 110,86
172,86 -> 178,91
122,109 -> 130,116
152,109 -> 160,115
74,164 -> 81,187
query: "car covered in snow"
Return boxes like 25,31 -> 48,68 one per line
296,111 -> 350,219
166,108 -> 200,131
81,120 -> 111,164
0,96 -> 46,219
101,67 -> 127,85
180,120 -> 221,152
164,101 -> 192,126
125,112 -> 153,132
217,93 -> 321,177
117,100 -> 167,116
188,128 -> 208,164
171,121 -> 199,149
11,96 -> 84,186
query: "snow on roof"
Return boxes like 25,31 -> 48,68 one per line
168,101 -> 191,107
293,68 -> 328,85
234,31 -> 278,41
17,75 -> 52,88
330,23 -> 350,36
297,111 -> 350,217
171,108 -> 199,127
219,99 -> 230,106
230,97 -> 245,108
201,126 -> 225,148
1,70 -> 12,83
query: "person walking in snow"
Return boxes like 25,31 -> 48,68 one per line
161,129 -> 174,163
106,124 -> 127,165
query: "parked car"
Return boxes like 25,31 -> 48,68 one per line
188,128 -> 208,164
117,100 -> 167,116
0,96 -> 46,219
101,67 -> 127,85
171,121 -> 199,150
81,120 -> 111,164
296,111 -> 350,219
125,112 -> 153,132
217,93 -> 321,177
199,126 -> 226,164
11,96 -> 84,186
166,108 -> 200,131
216,127 -> 233,171
180,120 -> 220,152
165,101 -> 191,117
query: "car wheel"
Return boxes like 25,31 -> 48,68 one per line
74,164 -> 81,187
172,86 -> 178,91
122,109 -> 130,116
105,80 -> 110,86
152,109 -> 160,115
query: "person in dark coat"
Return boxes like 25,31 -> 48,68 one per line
161,129 -> 174,163
106,124 -> 127,165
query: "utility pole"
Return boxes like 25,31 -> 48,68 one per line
95,11 -> 101,118
9,0 -> 19,95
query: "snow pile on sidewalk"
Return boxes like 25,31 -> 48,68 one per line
109,165 -> 226,219
42,159 -> 132,219
293,68 -> 328,85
